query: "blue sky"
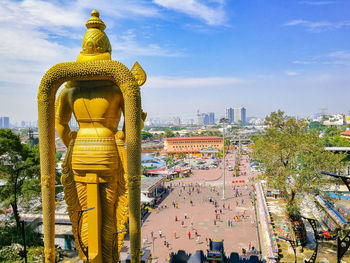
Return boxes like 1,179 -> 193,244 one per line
0,0 -> 349,123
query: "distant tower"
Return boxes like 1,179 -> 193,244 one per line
208,112 -> 215,125
226,108 -> 233,124
1,117 -> 10,129
203,113 -> 209,125
195,110 -> 202,125
172,117 -> 181,126
4,117 -> 10,129
233,107 -> 246,124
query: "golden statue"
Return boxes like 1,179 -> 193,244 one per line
38,10 -> 146,262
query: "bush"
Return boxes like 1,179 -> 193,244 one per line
0,243 -> 22,262
0,223 -> 43,249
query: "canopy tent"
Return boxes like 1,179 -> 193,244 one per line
141,193 -> 153,203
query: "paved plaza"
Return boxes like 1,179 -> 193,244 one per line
126,152 -> 259,262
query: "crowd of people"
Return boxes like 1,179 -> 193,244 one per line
140,152 -> 259,262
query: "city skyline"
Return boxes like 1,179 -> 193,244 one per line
0,0 -> 350,123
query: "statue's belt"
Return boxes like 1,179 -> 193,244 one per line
71,137 -> 121,182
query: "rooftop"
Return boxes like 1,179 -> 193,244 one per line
341,130 -> 350,136
163,136 -> 222,141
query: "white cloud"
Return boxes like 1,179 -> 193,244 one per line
284,19 -> 350,32
75,0 -> 160,21
153,0 -> 226,26
293,50 -> 350,66
293,60 -> 317,65
285,71 -> 300,76
110,30 -> 183,58
299,1 -> 335,5
0,0 -> 181,87
145,76 -> 245,88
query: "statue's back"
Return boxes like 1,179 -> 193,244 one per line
68,80 -> 123,138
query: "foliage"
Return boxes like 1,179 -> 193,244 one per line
169,126 -> 184,131
166,152 -> 175,167
0,223 -> 43,248
164,129 -> 175,138
0,129 -> 41,227
146,126 -> 184,131
321,126 -> 350,147
252,110 -> 345,216
178,153 -> 186,159
0,244 -> 45,262
141,131 -> 153,140
55,151 -> 63,161
308,121 -> 324,131
199,130 -> 222,137
0,243 -> 22,262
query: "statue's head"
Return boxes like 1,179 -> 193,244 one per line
77,10 -> 112,62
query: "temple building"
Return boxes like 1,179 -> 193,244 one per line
163,136 -> 223,158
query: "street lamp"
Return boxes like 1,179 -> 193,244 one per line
220,118 -> 229,199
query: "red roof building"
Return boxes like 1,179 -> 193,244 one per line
163,136 -> 223,157
341,130 -> 350,139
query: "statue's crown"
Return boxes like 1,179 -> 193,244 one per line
86,9 -> 106,30
79,10 -> 111,59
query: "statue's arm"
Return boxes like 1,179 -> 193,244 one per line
55,88 -> 72,147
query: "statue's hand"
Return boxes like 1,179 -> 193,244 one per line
69,131 -> 77,146
141,111 -> 147,122
115,130 -> 125,142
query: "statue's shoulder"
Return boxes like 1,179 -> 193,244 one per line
56,83 -> 75,103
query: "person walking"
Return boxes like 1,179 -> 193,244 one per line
181,220 -> 184,227
184,212 -> 187,219
174,231 -> 177,239
188,231 -> 191,239
175,215 -> 178,222
159,229 -> 162,238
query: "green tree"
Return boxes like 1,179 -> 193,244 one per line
322,126 -> 350,147
0,129 -> 41,228
141,131 -> 153,140
178,152 -> 185,160
164,129 -> 175,138
252,111 -> 345,242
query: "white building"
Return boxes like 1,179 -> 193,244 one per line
233,107 -> 246,124
323,114 -> 345,126
226,108 -> 233,124
172,116 -> 181,126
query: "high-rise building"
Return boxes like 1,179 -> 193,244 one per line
203,114 -> 209,125
226,108 -> 233,124
0,117 -> 10,129
208,112 -> 215,125
233,107 -> 246,124
195,110 -> 202,125
3,117 -> 9,129
172,117 -> 181,126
